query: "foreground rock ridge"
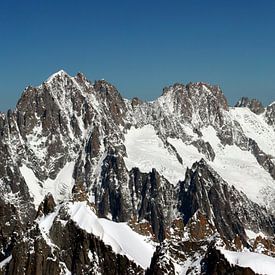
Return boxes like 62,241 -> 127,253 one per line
0,70 -> 275,275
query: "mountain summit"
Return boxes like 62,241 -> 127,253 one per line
0,71 -> 275,274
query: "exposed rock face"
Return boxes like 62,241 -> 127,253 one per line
178,160 -> 274,243
97,158 -> 176,241
146,211 -> 217,275
146,244 -> 176,275
248,138 -> 275,179
202,245 -> 256,275
266,102 -> 275,127
0,70 -> 275,274
128,168 -> 176,242
37,193 -> 56,216
235,97 -> 265,114
127,82 -> 229,140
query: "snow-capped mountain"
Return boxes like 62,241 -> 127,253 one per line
0,70 -> 275,275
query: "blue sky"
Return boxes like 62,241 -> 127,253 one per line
0,0 -> 274,111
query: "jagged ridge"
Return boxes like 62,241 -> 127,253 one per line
0,70 -> 275,274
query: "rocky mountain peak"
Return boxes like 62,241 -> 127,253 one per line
93,79 -> 120,95
74,71 -> 89,84
155,81 -> 229,132
235,97 -> 265,114
45,69 -> 70,83
161,81 -> 228,109
162,83 -> 186,96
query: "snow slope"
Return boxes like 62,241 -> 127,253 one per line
20,162 -> 75,208
201,126 -> 275,207
68,202 -> 155,269
230,107 -> 275,157
43,162 -> 75,203
19,165 -> 44,207
0,256 -> 12,269
219,248 -> 275,275
124,125 -> 186,185
38,208 -> 60,252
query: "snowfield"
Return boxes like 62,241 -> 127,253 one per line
219,248 -> 275,275
124,125 -> 186,185
124,123 -> 275,209
245,229 -> 267,240
199,125 -> 275,207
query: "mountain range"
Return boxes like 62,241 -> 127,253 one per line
0,70 -> 275,275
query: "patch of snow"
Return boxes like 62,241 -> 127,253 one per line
46,70 -> 69,83
19,164 -> 43,207
44,162 -> 75,203
68,202 -> 155,269
75,115 -> 86,136
219,248 -> 275,275
245,229 -> 267,240
0,255 -> 12,269
200,125 -> 221,149
180,253 -> 202,275
38,210 -> 59,235
26,122 -> 48,160
60,261 -> 71,275
20,162 -> 75,208
183,124 -> 197,137
37,207 -> 60,252
88,251 -> 93,262
168,138 -> 204,168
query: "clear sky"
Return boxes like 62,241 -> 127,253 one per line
0,0 -> 274,111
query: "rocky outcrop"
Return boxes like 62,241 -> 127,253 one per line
97,153 -> 176,241
266,102 -> 275,127
248,138 -> 275,179
146,244 -> 176,275
37,193 -> 56,216
235,97 -> 265,114
128,168 -> 176,241
202,245 -> 256,275
178,159 -> 274,243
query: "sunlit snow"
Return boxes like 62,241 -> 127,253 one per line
230,107 -> 275,157
124,124 -> 275,208
0,255 -> 12,269
124,125 -> 187,185
219,248 -> 275,275
201,126 -> 275,207
68,202 -> 155,269
20,162 -> 75,208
